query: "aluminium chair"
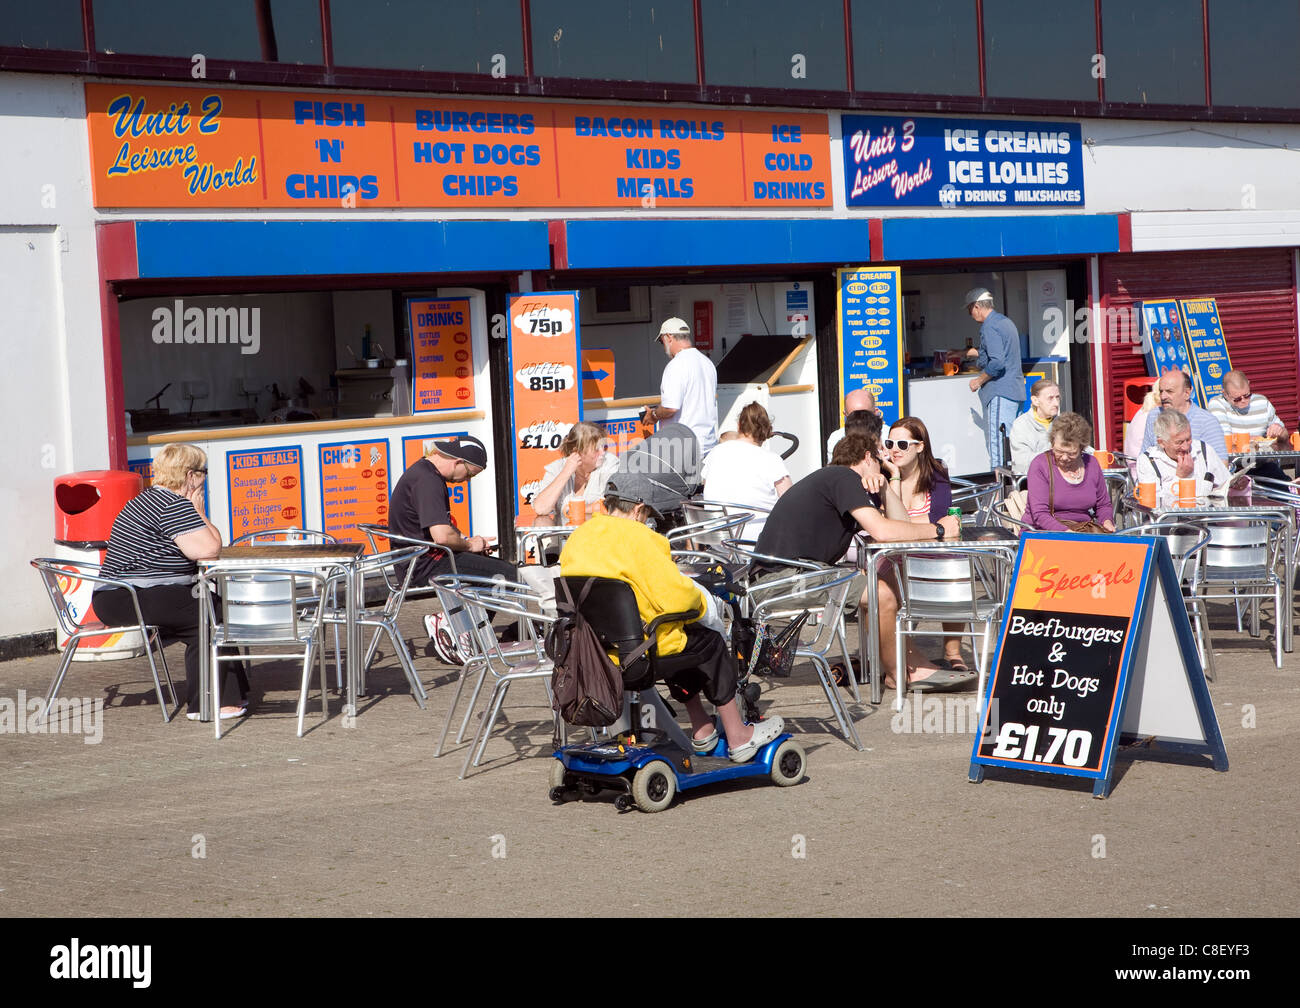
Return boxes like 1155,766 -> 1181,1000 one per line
1188,514 -> 1288,669
199,566 -> 331,738
30,558 -> 179,723
430,575 -> 556,778
877,544 -> 1015,712
319,544 -> 430,709
1116,521 -> 1215,680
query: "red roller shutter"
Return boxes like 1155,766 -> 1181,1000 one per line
1099,249 -> 1298,448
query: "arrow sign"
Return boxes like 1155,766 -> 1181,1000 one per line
581,369 -> 609,381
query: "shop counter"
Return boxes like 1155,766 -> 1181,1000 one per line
126,411 -> 491,548
906,373 -> 990,476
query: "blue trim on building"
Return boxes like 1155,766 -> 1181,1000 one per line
561,219 -> 874,269
132,220 -> 552,278
880,214 -> 1121,261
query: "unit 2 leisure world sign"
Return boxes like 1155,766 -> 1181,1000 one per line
841,115 -> 1084,208
84,84 -> 830,209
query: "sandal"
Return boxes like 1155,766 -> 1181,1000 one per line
829,657 -> 863,687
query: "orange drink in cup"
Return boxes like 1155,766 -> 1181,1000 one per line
1093,449 -> 1114,468
1137,482 -> 1157,508
1228,432 -> 1249,453
1177,478 -> 1197,508
566,496 -> 585,526
1291,431 -> 1299,451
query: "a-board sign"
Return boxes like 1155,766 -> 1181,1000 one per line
970,532 -> 1227,798
400,434 -> 472,536
1137,299 -> 1200,406
508,291 -> 582,524
837,266 -> 903,426
1178,297 -> 1232,403
319,438 -> 390,551
410,297 -> 475,412
226,445 -> 306,539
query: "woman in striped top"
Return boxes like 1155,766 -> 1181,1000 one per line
93,443 -> 248,720
878,417 -> 968,676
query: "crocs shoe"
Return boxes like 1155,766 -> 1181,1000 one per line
691,729 -> 720,754
728,716 -> 785,763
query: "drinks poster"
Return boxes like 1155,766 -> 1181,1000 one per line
226,446 -> 306,538
1178,298 -> 1232,403
1138,299 -> 1199,406
410,297 -> 475,413
507,292 -> 582,523
318,439 -> 391,551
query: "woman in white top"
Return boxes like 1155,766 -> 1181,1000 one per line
530,421 -> 620,525
701,402 -> 792,540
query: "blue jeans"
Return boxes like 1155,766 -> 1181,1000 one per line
984,396 -> 1021,470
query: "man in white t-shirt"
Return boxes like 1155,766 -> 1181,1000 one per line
825,387 -> 881,462
645,316 -> 718,455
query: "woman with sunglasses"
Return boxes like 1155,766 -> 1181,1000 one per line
92,443 -> 249,720
878,416 -> 971,682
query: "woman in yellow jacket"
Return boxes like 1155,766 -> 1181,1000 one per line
559,469 -> 783,764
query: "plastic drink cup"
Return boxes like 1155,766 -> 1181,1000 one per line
1177,478 -> 1197,508
566,497 -> 585,526
1291,431 -> 1299,450
1093,449 -> 1114,468
1137,482 -> 1157,508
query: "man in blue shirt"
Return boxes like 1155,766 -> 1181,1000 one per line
1140,368 -> 1228,460
965,288 -> 1026,470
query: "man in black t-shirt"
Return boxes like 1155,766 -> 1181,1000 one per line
756,433 -> 960,692
389,435 -> 515,585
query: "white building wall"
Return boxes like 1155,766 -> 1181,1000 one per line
1,75 -> 106,639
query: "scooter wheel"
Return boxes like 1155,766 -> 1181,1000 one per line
613,794 -> 634,812
769,739 -> 806,787
631,760 -> 677,813
549,760 -> 573,802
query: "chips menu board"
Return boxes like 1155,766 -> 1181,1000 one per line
410,297 -> 475,412
226,446 -> 306,538
318,439 -> 391,551
508,292 -> 583,524
837,266 -> 904,426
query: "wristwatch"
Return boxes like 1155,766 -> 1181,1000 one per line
934,522 -> 946,541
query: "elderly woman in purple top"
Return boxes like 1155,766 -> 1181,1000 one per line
1025,412 -> 1115,533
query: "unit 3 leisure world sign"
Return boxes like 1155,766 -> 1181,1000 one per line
84,84 -> 830,209
841,115 -> 1084,208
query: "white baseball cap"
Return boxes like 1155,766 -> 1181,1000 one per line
656,317 -> 691,340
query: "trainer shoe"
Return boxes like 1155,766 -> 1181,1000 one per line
728,716 -> 785,763
424,612 -> 473,665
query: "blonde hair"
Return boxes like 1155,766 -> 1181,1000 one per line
559,421 -> 607,457
152,443 -> 207,490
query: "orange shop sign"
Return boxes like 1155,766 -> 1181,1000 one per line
84,84 -> 831,209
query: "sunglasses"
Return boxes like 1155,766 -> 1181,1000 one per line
190,467 -> 208,475
883,438 -> 920,451
1228,392 -> 1251,403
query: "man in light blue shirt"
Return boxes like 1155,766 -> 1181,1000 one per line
1141,368 -> 1227,460
965,288 -> 1025,470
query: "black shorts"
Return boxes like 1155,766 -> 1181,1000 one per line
654,623 -> 738,707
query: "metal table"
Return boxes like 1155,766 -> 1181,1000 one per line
855,528 -> 1019,705
198,542 -> 365,722
514,524 -> 576,567
1120,496 -> 1295,654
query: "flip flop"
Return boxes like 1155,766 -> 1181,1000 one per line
910,669 -> 976,693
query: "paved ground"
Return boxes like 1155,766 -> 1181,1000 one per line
1,601 -> 1297,918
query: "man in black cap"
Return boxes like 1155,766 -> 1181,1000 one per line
389,434 -> 515,585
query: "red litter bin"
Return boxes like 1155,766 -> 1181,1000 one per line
1122,377 -> 1156,423
53,470 -> 145,661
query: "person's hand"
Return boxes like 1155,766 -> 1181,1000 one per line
968,376 -> 982,392
861,469 -> 885,494
879,453 -> 900,482
479,535 -> 497,554
1175,451 -> 1195,478
1102,520 -> 1116,533
1268,422 -> 1287,439
939,514 -> 960,538
186,483 -> 206,513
